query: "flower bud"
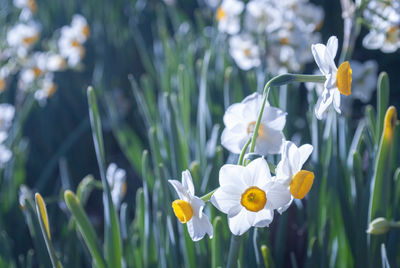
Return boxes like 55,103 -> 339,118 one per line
366,217 -> 391,235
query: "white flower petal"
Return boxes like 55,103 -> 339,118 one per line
228,208 -> 252,236
211,185 -> 242,216
326,36 -> 338,60
261,106 -> 287,130
182,170 -> 195,196
219,164 -> 248,187
298,144 -> 313,168
314,89 -> 333,120
255,128 -> 285,155
221,125 -> 248,154
187,214 -> 213,241
311,44 -> 329,75
168,180 -> 188,200
245,158 -> 271,187
265,182 -> 292,210
253,208 -> 274,227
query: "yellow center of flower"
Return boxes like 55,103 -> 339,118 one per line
241,186 -> 267,212
290,170 -> 314,199
243,48 -> 251,57
27,0 -> 37,13
216,6 -> 226,22
336,61 -> 352,96
71,39 -> 80,47
32,67 -> 42,78
23,34 -> 39,45
82,25 -> 90,39
247,121 -> 264,137
386,26 -> 399,43
280,37 -> 290,45
46,83 -> 57,97
172,199 -> 193,223
0,79 -> 5,92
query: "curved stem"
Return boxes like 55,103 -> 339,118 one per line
238,137 -> 252,166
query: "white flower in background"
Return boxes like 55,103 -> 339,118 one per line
221,92 -> 286,155
58,26 -> 86,67
58,15 -> 89,67
229,34 -> 261,70
362,1 -> 400,53
0,144 -> 12,168
0,67 -> 11,92
45,53 -> 67,72
70,14 -> 90,43
0,103 -> 16,140
290,2 -> 324,32
34,74 -> 58,105
311,36 -> 352,119
245,0 -> 282,34
169,170 -> 213,241
216,0 -> 244,35
7,22 -> 41,57
18,185 -> 32,210
350,60 -> 378,103
275,141 -> 314,213
106,163 -> 127,210
211,158 -> 291,235
363,26 -> 400,53
13,0 -> 37,13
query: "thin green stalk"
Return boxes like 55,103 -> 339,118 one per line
227,235 -> 242,268
238,137 -> 252,166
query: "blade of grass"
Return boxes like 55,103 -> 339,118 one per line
87,86 -> 122,268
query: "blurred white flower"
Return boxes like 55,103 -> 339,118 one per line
70,14 -> 90,43
7,22 -> 41,58
311,36 -> 352,119
18,185 -> 32,210
59,15 -> 89,67
106,163 -> 127,210
275,141 -> 314,213
362,1 -> 400,53
216,0 -> 244,34
245,0 -> 282,34
13,0 -> 37,13
350,60 -> 378,103
211,158 -> 291,235
221,92 -> 286,155
0,144 -> 12,168
0,103 -> 15,138
229,34 -> 261,70
34,74 -> 58,105
168,170 -> 213,241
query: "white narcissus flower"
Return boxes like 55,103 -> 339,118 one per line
275,141 -> 314,213
229,34 -> 261,70
216,0 -> 244,35
7,22 -> 41,57
245,0 -> 282,34
168,170 -> 213,241
311,36 -> 352,120
363,27 -> 400,53
70,14 -> 90,43
211,158 -> 291,236
106,163 -> 127,210
221,93 -> 286,155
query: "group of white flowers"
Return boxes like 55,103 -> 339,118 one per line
362,0 -> 400,53
0,0 -> 89,105
213,0 -> 324,73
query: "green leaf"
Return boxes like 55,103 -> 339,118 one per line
212,216 -> 223,268
87,86 -> 122,268
64,190 -> 106,268
34,193 -> 63,268
376,72 -> 389,144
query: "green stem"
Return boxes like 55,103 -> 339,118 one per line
227,235 -> 242,268
248,74 -> 325,153
201,189 -> 217,202
238,137 -> 252,166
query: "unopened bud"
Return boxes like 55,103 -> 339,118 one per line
367,217 -> 391,235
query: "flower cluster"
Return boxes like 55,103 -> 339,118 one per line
168,35 -> 355,240
0,1 -> 89,105
214,0 -> 324,73
362,0 -> 400,53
